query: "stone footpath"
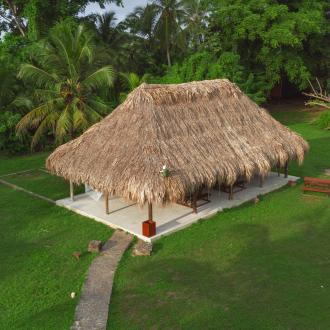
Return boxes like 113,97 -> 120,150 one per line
71,230 -> 133,330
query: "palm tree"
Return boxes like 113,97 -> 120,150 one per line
16,23 -> 115,149
125,1 -> 192,67
125,4 -> 158,47
119,72 -> 149,102
0,65 -> 17,109
153,0 -> 185,67
95,11 -> 118,44
93,11 -> 142,72
182,0 -> 209,50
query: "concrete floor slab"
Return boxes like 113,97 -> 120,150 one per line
57,173 -> 298,242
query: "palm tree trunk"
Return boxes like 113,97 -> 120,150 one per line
166,44 -> 171,67
165,14 -> 171,67
5,0 -> 26,37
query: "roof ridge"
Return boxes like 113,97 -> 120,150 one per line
138,79 -> 230,90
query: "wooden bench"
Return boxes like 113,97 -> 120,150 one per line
177,188 -> 211,213
303,177 -> 330,196
221,179 -> 247,200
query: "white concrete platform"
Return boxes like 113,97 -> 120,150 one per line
56,173 -> 298,242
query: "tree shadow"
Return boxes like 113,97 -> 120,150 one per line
290,136 -> 330,178
17,302 -> 76,330
109,217 -> 330,329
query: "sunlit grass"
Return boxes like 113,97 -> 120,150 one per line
107,101 -> 330,329
0,158 -> 112,329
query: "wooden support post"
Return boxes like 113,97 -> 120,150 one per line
259,176 -> 264,188
192,192 -> 198,213
229,185 -> 233,200
284,161 -> 289,178
70,181 -> 74,201
148,202 -> 153,220
105,192 -> 110,214
143,202 -> 156,237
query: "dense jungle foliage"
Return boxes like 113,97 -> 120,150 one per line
0,0 -> 329,152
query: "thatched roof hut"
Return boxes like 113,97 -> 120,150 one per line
46,79 -> 308,206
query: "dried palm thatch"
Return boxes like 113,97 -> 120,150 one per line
46,79 -> 308,205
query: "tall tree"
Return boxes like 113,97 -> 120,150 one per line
0,0 -> 123,39
16,22 -> 115,149
124,1 -> 206,67
119,72 -> 148,102
0,0 -> 26,36
154,0 -> 185,67
181,0 -> 209,50
95,11 -> 118,44
206,0 -> 330,93
125,4 -> 158,47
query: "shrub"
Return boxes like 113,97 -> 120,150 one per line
152,51 -> 271,104
0,111 -> 28,153
316,111 -> 330,130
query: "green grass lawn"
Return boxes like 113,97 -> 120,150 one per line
270,102 -> 330,179
0,100 -> 329,329
0,155 -> 113,329
0,152 -> 84,201
0,152 -> 49,176
2,169 -> 84,201
107,101 -> 330,329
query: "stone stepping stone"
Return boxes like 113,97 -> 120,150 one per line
71,230 -> 133,330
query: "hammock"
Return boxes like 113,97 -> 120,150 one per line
85,184 -> 103,201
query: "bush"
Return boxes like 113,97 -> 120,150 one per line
152,51 -> 271,104
0,111 -> 28,153
316,110 -> 330,130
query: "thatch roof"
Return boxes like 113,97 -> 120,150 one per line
46,79 -> 308,205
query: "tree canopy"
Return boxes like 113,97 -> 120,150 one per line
16,21 -> 115,149
0,0 -> 329,152
0,0 -> 122,38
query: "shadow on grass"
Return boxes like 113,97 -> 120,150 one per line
290,136 -> 330,178
17,302 -> 78,330
109,213 -> 330,329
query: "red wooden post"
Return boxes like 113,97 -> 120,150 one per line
142,202 -> 156,237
